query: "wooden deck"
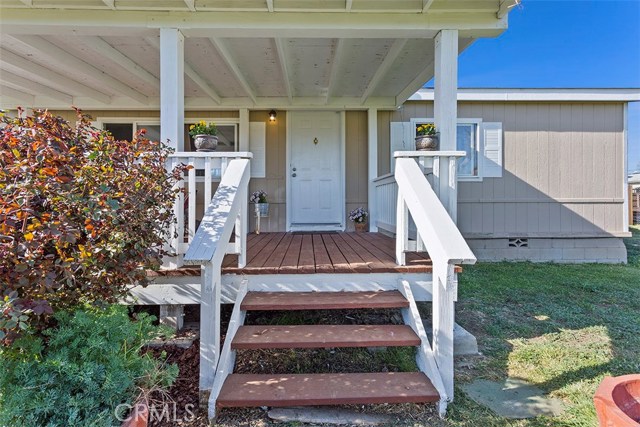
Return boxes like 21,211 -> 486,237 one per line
152,232 -> 448,277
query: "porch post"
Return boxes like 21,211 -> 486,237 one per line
368,108 -> 378,232
434,29 -> 458,223
160,28 -> 185,151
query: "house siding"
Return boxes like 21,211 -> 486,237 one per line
379,101 -> 627,240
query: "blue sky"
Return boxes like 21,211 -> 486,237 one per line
432,0 -> 640,172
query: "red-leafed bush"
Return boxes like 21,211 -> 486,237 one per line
0,108 -> 185,342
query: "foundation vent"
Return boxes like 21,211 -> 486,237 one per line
508,238 -> 529,248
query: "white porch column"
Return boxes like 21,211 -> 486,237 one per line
160,28 -> 185,151
367,108 -> 378,232
434,29 -> 458,152
434,30 -> 458,224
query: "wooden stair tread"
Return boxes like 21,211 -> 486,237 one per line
232,325 -> 420,349
240,290 -> 409,311
217,372 -> 439,407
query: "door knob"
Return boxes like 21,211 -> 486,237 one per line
292,167 -> 297,171
292,173 -> 297,177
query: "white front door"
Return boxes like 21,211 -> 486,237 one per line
289,111 -> 343,230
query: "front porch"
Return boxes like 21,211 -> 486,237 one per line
158,232 -> 438,275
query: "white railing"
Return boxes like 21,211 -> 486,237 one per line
166,152 -> 252,268
395,156 -> 476,406
373,173 -> 397,234
374,151 -> 466,235
182,158 -> 251,397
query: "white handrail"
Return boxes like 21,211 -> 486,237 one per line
165,152 -> 252,268
182,157 -> 250,399
395,156 -> 476,408
395,158 -> 475,266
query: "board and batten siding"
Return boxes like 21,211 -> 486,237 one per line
379,101 -> 626,238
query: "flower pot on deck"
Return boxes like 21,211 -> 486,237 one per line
594,374 -> 640,426
354,222 -> 367,232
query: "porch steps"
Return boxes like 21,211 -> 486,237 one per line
212,288 -> 445,418
232,324 -> 421,349
217,372 -> 439,407
240,290 -> 409,311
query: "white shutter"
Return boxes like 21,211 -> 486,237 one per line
249,121 -> 266,178
390,122 -> 414,172
482,122 -> 503,178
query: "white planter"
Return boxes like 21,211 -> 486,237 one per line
254,203 -> 269,217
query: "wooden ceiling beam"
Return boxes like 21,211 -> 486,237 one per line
422,0 -> 435,13
0,10 -> 509,39
325,38 -> 346,104
0,85 -> 34,104
0,47 -> 112,103
209,37 -> 257,104
0,70 -> 73,103
9,35 -> 148,104
274,38 -> 293,103
83,36 -> 160,87
360,38 -> 408,104
144,36 -> 221,104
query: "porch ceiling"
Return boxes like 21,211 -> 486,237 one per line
0,1 -> 517,110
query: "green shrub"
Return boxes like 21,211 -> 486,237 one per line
0,108 -> 187,340
0,305 -> 178,427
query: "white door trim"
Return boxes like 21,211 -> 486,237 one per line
286,110 -> 346,232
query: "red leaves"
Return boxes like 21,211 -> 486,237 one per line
0,108 -> 185,343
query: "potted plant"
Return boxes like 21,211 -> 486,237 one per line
189,120 -> 218,152
250,190 -> 269,217
415,123 -> 439,151
349,207 -> 368,232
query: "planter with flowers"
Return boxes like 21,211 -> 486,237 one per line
250,190 -> 269,217
415,123 -> 439,151
349,207 -> 369,232
189,121 -> 218,152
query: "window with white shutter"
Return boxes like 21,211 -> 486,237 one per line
390,118 -> 503,180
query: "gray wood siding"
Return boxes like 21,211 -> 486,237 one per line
345,111 -> 369,231
380,101 -> 626,237
248,110 -> 287,232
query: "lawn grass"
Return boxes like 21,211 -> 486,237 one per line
447,226 -> 640,427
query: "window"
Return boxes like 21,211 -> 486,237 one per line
456,122 -> 479,178
410,118 -> 482,180
100,119 -> 238,153
102,121 -> 161,141
183,123 -> 237,152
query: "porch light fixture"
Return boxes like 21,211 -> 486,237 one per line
269,110 -> 277,122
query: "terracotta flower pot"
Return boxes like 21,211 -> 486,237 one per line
415,135 -> 439,151
193,134 -> 218,152
594,374 -> 640,426
354,222 -> 367,232
121,398 -> 149,427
